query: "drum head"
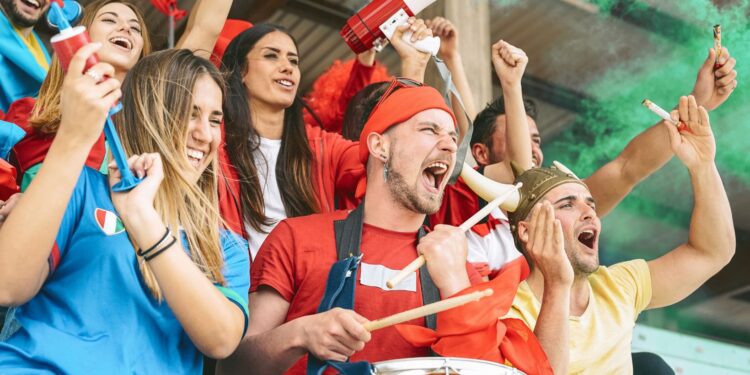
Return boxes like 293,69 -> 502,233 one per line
372,357 -> 526,374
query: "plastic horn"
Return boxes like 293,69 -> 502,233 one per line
106,103 -> 141,191
364,288 -> 493,332
48,2 -> 142,192
460,163 -> 521,212
47,0 -> 82,30
386,181 -> 522,289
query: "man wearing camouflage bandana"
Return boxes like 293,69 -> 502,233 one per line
504,96 -> 735,374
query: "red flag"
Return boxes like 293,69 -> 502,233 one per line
395,256 -> 554,375
149,0 -> 187,21
210,19 -> 253,68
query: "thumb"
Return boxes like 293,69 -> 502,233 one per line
664,111 -> 682,151
108,165 -> 122,189
393,23 -> 409,40
701,48 -> 716,71
350,311 -> 370,325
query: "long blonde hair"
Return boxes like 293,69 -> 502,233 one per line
31,0 -> 152,134
118,49 -> 226,299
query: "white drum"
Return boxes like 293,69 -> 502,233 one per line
372,357 -> 526,374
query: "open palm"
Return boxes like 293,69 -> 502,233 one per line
668,96 -> 716,169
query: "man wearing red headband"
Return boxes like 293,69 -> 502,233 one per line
218,84 -> 487,374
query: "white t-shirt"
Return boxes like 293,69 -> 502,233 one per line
244,137 -> 286,259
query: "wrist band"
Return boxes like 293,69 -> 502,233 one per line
144,235 -> 177,262
137,227 -> 170,257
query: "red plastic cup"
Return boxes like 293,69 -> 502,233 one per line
51,26 -> 99,74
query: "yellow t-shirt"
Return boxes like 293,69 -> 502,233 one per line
506,259 -> 652,375
12,24 -> 49,71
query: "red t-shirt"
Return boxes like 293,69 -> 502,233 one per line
251,210 -> 482,374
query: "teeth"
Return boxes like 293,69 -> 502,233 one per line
28,0 -> 40,7
187,148 -> 204,160
109,37 -> 132,50
276,79 -> 293,87
426,162 -> 448,173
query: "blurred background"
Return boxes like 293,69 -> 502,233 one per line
45,0 -> 750,372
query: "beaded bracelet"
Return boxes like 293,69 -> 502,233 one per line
137,227 -> 170,257
144,235 -> 177,262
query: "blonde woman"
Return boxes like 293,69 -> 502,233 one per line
12,0 -> 232,188
0,47 -> 248,373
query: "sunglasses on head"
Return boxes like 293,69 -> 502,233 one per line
370,77 -> 424,115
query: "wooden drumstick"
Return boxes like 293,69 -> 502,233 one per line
363,288 -> 493,332
385,182 -> 522,289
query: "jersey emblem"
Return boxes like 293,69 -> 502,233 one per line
94,208 -> 125,236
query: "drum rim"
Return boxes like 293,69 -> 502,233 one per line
372,356 -> 524,373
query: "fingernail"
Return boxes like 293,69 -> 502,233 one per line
137,170 -> 144,179
91,42 -> 102,48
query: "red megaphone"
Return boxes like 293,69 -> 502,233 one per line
340,0 -> 439,55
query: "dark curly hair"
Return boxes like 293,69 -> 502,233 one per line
471,97 -> 537,148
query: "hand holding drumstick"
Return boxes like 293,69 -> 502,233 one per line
387,183 -> 522,289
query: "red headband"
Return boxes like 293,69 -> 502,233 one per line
355,85 -> 456,198
358,85 -> 456,164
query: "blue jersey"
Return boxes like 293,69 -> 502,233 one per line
0,10 -> 50,112
0,167 -> 250,374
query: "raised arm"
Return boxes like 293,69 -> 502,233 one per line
492,40 -> 533,171
583,122 -> 671,217
390,17 -> 433,82
481,39 -> 534,184
0,45 -> 119,305
427,17 -> 477,139
176,0 -> 233,59
646,95 -> 735,309
691,47 -> 737,111
585,47 -> 738,217
109,154 -> 245,359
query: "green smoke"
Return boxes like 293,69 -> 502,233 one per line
545,0 -> 749,239
541,0 -> 749,342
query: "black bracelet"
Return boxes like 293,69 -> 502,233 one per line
137,227 -> 170,257
144,235 -> 177,262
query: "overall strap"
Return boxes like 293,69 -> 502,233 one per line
334,202 -> 365,261
308,205 -> 369,375
417,225 -> 440,330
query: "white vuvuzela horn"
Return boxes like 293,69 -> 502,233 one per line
385,164 -> 524,290
460,162 -> 521,212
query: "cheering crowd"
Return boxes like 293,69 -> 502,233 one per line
0,0 -> 739,374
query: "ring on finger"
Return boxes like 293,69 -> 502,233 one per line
85,70 -> 103,82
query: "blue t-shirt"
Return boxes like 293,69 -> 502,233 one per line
0,167 -> 250,374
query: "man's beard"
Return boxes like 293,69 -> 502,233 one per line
567,241 -> 599,276
1,0 -> 43,28
385,157 -> 443,215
